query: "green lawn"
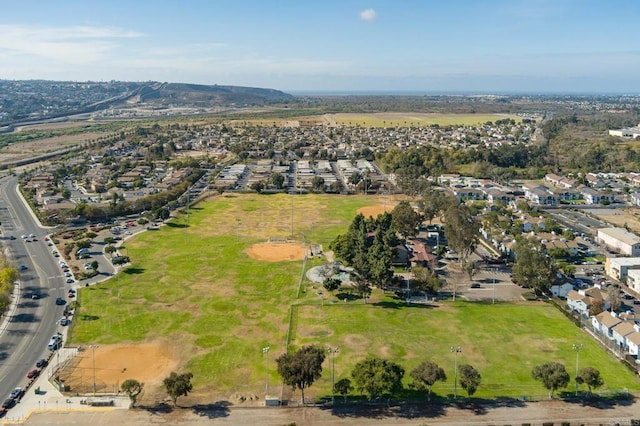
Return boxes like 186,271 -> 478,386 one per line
68,193 -> 639,401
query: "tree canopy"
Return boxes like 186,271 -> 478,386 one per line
512,237 -> 556,295
391,200 -> 422,238
351,357 -> 405,400
532,362 -> 570,398
576,367 -> 604,395
162,371 -> 194,406
410,361 -> 447,401
121,379 -> 144,407
458,364 -> 481,397
276,345 -> 326,404
442,203 -> 478,263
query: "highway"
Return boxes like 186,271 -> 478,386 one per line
0,175 -> 67,401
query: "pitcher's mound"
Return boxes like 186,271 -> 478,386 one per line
246,242 -> 306,261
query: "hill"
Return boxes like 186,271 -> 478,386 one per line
135,82 -> 295,106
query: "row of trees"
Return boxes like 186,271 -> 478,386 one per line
0,263 -> 18,313
276,345 -> 481,403
276,346 -> 607,404
120,371 -> 194,407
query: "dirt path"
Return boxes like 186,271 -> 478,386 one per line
24,399 -> 640,425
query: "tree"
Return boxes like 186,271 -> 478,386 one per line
323,277 -> 341,292
512,237 -> 556,295
419,188 -> 450,224
463,260 -> 477,281
411,266 -> 444,295
442,203 -> 478,264
311,176 -> 325,192
90,260 -> 99,271
276,345 -> 325,404
351,357 -> 404,400
334,378 -> 353,403
121,379 -> 144,407
352,275 -> 372,303
270,172 -> 285,189
155,207 -> 170,221
589,299 -> 604,316
250,181 -> 265,193
105,245 -> 118,257
163,371 -> 194,406
532,362 -> 570,398
576,367 -> 604,395
458,364 -> 481,397
410,361 -> 447,401
391,200 -> 422,238
608,287 -> 622,312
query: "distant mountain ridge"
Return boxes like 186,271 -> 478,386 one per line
136,82 -> 295,106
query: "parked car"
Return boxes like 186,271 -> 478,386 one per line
55,297 -> 65,305
60,317 -> 71,326
9,388 -> 23,400
470,283 -> 481,288
26,369 -> 39,379
1,398 -> 14,409
36,359 -> 48,368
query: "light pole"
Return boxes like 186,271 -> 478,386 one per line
262,346 -> 270,397
451,346 -> 462,398
328,346 -> 339,404
573,343 -> 584,396
91,344 -> 98,396
492,267 -> 496,305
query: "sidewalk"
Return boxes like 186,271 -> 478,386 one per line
1,347 -> 130,424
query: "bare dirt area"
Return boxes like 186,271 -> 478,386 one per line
245,242 -> 307,261
58,341 -> 179,395
24,398 -> 640,425
356,203 -> 396,218
589,207 -> 640,234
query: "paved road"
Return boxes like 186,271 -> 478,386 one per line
0,176 -> 68,410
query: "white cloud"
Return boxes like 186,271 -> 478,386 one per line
0,24 -> 142,64
359,8 -> 377,22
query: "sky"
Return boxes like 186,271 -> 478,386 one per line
0,0 -> 638,94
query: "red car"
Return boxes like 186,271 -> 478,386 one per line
27,369 -> 39,379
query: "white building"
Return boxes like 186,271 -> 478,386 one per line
627,268 -> 640,293
609,126 -> 640,139
605,257 -> 640,280
597,227 -> 640,256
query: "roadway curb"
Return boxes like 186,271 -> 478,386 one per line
0,280 -> 21,339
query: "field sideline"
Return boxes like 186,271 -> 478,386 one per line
67,193 -> 638,404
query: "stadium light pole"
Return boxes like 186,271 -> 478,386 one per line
573,343 -> 584,396
262,346 -> 270,397
451,346 -> 462,398
91,344 -> 99,396
327,346 -> 339,404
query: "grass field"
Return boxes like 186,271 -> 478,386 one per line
68,193 -> 638,403
326,112 -> 521,127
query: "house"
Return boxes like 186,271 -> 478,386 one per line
586,173 -> 605,188
579,185 -> 614,205
627,331 -> 640,357
523,184 -> 558,205
566,285 -> 610,317
591,311 -> 622,339
409,242 -> 438,268
550,282 -> 574,298
611,321 -> 637,351
598,227 -> 640,256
